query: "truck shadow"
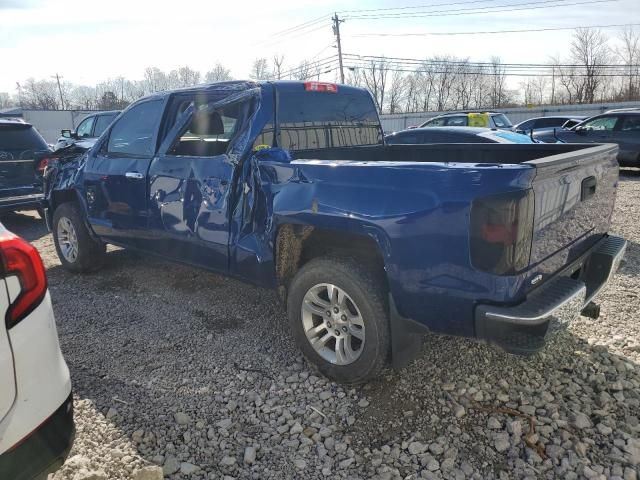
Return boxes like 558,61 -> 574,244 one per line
42,239 -> 640,479
0,211 -> 48,242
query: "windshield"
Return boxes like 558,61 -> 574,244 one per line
491,114 -> 512,128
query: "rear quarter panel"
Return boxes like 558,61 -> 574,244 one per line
236,157 -> 536,336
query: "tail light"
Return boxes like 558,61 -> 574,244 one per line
37,157 -> 50,174
303,82 -> 338,93
470,189 -> 534,275
0,230 -> 47,328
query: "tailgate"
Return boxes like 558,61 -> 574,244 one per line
528,144 -> 619,266
0,278 -> 16,423
0,158 -> 37,192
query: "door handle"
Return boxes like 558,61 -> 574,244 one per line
125,172 -> 144,180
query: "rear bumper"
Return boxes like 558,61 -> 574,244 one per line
0,393 -> 74,480
475,235 -> 627,354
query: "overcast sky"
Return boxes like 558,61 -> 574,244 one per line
0,0 -> 637,93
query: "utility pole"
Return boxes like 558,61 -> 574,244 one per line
332,13 -> 345,84
51,73 -> 65,110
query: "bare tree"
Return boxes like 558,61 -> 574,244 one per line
386,70 -> 407,113
273,55 -> 285,80
570,28 -> 610,103
0,93 -> 13,109
488,57 -> 509,108
292,60 -> 313,80
177,66 -> 201,87
361,59 -> 389,112
615,26 -> 640,100
250,58 -> 272,80
205,63 -> 232,83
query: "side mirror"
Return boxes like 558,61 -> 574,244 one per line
61,128 -> 76,139
574,126 -> 587,134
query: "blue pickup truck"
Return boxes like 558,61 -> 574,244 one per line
43,81 -> 626,383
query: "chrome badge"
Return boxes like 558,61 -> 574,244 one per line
531,274 -> 543,286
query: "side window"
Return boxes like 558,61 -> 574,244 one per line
93,114 -> 117,137
168,96 -> 254,157
107,100 -> 163,156
517,120 -> 534,131
444,116 -> 468,127
423,117 -> 446,127
582,116 -> 619,131
76,116 -> 95,137
621,116 -> 640,131
277,91 -> 382,151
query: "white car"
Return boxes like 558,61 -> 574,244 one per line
0,225 -> 74,479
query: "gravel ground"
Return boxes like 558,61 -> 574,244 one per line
3,171 -> 640,480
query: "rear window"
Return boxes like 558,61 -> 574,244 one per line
535,118 -> 565,129
276,91 -> 382,151
491,114 -> 512,128
488,131 -> 536,144
0,125 -> 49,159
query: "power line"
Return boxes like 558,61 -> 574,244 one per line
344,63 -> 635,77
339,0 -> 507,14
278,56 -> 339,79
252,16 -> 331,47
343,0 -> 617,20
343,53 -> 636,69
263,14 -> 329,39
349,22 -> 640,37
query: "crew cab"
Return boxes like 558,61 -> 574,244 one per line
43,81 -> 626,383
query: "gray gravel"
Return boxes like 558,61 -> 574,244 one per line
3,171 -> 639,480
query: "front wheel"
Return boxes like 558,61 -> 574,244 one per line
287,257 -> 390,384
52,202 -> 106,273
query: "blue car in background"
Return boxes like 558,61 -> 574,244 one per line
386,127 -> 538,144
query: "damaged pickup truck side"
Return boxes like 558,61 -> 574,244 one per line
43,81 -> 627,383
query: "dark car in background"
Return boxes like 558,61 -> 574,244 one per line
386,127 -> 538,145
418,111 -> 513,129
0,118 -> 51,215
54,110 -> 120,150
534,110 -> 640,167
513,116 -> 587,135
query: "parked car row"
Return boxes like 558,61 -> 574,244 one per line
398,108 -> 640,167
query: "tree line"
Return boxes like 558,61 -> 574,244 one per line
1,27 -> 638,114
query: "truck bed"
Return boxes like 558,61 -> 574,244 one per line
291,142 -> 610,165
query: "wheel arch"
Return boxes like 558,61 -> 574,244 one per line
274,222 -> 391,300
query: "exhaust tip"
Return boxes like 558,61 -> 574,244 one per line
581,301 -> 601,319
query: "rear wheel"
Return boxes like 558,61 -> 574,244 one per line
287,257 -> 390,384
53,202 -> 105,273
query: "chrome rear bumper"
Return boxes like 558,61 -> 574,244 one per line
475,235 -> 626,354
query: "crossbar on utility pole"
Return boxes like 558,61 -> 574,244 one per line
332,13 -> 345,84
51,73 -> 65,110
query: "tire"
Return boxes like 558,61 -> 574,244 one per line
287,257 -> 390,384
52,202 -> 106,273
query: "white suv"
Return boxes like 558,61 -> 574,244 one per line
0,226 -> 74,479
